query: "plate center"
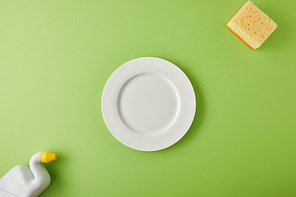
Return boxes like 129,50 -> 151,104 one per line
118,73 -> 180,135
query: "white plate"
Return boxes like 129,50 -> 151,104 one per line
101,57 -> 196,151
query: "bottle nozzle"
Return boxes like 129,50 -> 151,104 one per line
40,151 -> 57,163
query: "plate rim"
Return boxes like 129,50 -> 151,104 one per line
101,57 -> 196,151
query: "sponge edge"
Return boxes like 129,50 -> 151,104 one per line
227,1 -> 278,49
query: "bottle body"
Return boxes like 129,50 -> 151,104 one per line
0,152 -> 56,197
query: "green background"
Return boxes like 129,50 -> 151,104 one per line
0,0 -> 295,196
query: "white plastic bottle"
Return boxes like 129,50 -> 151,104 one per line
0,151 -> 57,197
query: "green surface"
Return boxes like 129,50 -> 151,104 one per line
0,0 -> 295,196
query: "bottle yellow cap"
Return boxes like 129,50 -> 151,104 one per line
40,151 -> 57,163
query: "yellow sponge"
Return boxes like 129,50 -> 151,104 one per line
227,1 -> 278,49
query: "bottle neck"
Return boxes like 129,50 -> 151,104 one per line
29,152 -> 49,184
